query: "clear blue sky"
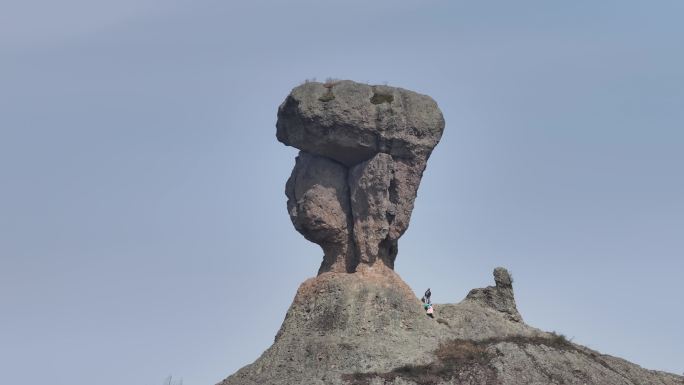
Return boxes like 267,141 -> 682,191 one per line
1,1 -> 682,384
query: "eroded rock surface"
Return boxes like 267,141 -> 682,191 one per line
278,80 -> 445,273
219,268 -> 683,385
348,153 -> 394,268
277,81 -> 445,166
216,81 -> 684,384
285,152 -> 355,273
465,267 -> 522,322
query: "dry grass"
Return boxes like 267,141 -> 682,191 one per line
343,340 -> 494,385
319,91 -> 335,102
370,92 -> 393,104
435,340 -> 491,364
323,77 -> 340,88
342,333 -> 576,385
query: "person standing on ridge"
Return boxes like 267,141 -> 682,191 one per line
422,288 -> 435,318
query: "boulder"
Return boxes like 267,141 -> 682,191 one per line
285,152 -> 356,273
277,80 -> 445,166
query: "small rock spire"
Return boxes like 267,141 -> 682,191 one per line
466,267 -> 522,322
494,266 -> 513,288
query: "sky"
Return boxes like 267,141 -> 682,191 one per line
1,1 -> 683,384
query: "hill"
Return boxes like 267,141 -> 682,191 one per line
219,80 -> 682,385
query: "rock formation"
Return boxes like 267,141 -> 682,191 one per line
219,267 -> 683,385
217,81 -> 684,385
465,267 -> 522,322
279,80 -> 445,274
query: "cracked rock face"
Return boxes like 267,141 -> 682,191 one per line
279,80 -> 445,274
285,152 -> 356,273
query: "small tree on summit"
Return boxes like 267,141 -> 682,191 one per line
162,375 -> 183,385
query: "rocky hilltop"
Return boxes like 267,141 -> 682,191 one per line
218,80 -> 683,385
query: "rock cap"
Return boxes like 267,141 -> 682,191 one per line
277,80 -> 445,166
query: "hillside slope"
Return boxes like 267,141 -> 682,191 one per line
219,267 -> 683,385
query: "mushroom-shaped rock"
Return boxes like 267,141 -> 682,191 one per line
277,80 -> 445,274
